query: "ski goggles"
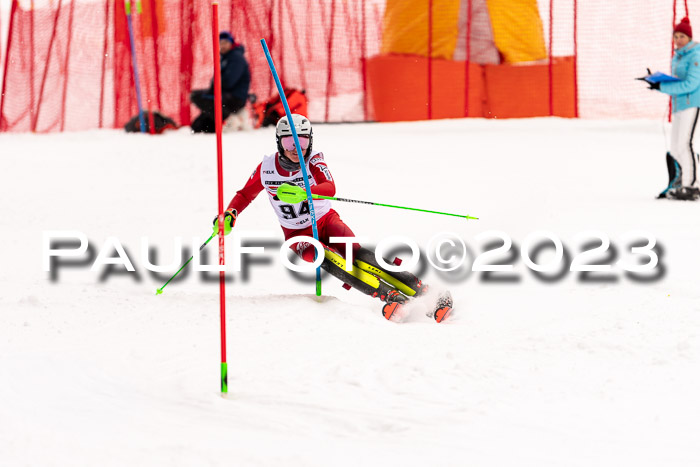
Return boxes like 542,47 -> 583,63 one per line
280,135 -> 310,152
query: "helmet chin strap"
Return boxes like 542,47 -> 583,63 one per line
278,153 -> 301,171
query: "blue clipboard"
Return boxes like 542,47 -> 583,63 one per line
644,72 -> 681,83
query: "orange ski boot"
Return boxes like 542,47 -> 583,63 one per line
381,290 -> 406,321
433,291 -> 453,323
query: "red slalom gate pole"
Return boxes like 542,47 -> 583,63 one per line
212,1 -> 228,394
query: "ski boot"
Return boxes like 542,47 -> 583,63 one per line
657,153 -> 681,199
668,186 -> 700,201
381,290 -> 406,321
432,291 -> 453,323
413,278 -> 429,296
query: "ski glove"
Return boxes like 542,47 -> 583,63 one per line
635,68 -> 660,90
213,209 -> 237,236
635,67 -> 652,81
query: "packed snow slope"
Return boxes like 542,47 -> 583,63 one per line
1,118 -> 700,466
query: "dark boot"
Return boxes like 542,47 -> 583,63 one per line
668,186 -> 700,201
658,153 -> 682,199
191,114 -> 216,133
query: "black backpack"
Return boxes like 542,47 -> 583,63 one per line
125,111 -> 177,134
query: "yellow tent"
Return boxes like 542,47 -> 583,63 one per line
381,0 -> 546,64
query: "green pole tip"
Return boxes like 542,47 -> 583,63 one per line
221,362 -> 228,393
155,288 -> 163,295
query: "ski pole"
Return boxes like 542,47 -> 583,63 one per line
276,183 -> 479,220
261,38 -> 323,296
155,232 -> 216,295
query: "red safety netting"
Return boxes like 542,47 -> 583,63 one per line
1,0 -> 114,132
0,0 -> 697,132
0,0 -> 384,132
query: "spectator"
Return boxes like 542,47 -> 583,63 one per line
652,17 -> 700,200
190,31 -> 251,133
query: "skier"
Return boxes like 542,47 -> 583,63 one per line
213,114 -> 452,322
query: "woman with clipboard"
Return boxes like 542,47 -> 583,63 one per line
648,17 -> 700,200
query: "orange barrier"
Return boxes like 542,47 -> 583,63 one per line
366,55 -> 484,121
485,56 -> 576,118
366,54 -> 576,121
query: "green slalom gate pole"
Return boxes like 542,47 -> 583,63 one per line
155,232 -> 216,295
276,184 -> 479,220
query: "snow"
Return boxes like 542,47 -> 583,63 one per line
2,118 -> 700,466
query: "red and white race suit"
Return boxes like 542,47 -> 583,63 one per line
226,151 -> 358,261
227,150 -> 334,228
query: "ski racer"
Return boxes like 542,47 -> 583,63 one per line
213,114 -> 451,322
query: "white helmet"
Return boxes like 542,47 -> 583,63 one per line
276,114 -> 313,156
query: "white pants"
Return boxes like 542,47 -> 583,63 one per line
670,107 -> 699,187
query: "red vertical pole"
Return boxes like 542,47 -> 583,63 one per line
325,0 -> 336,122
672,0 -> 677,59
149,0 -> 162,111
98,0 -> 109,128
212,1 -> 228,394
682,0 -> 689,121
464,0 -> 472,117
179,0 -> 194,126
286,0 -> 307,91
33,0 -> 64,132
278,0 -> 284,84
60,0 -> 76,131
30,0 -> 35,131
143,66 -> 156,134
427,0 -> 433,120
135,7 -> 156,134
304,1 -> 314,88
0,0 -> 19,131
573,0 -> 578,118
548,0 -> 553,116
0,5 -> 2,82
113,0 -> 120,128
671,0 -> 677,122
361,0 -> 368,120
267,5 -> 273,97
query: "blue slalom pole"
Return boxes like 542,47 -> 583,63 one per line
261,39 -> 322,296
125,0 -> 146,133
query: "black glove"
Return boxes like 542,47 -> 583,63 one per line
213,209 -> 237,235
635,67 -> 653,81
635,68 -> 661,90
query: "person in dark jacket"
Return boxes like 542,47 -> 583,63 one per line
190,31 -> 251,133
